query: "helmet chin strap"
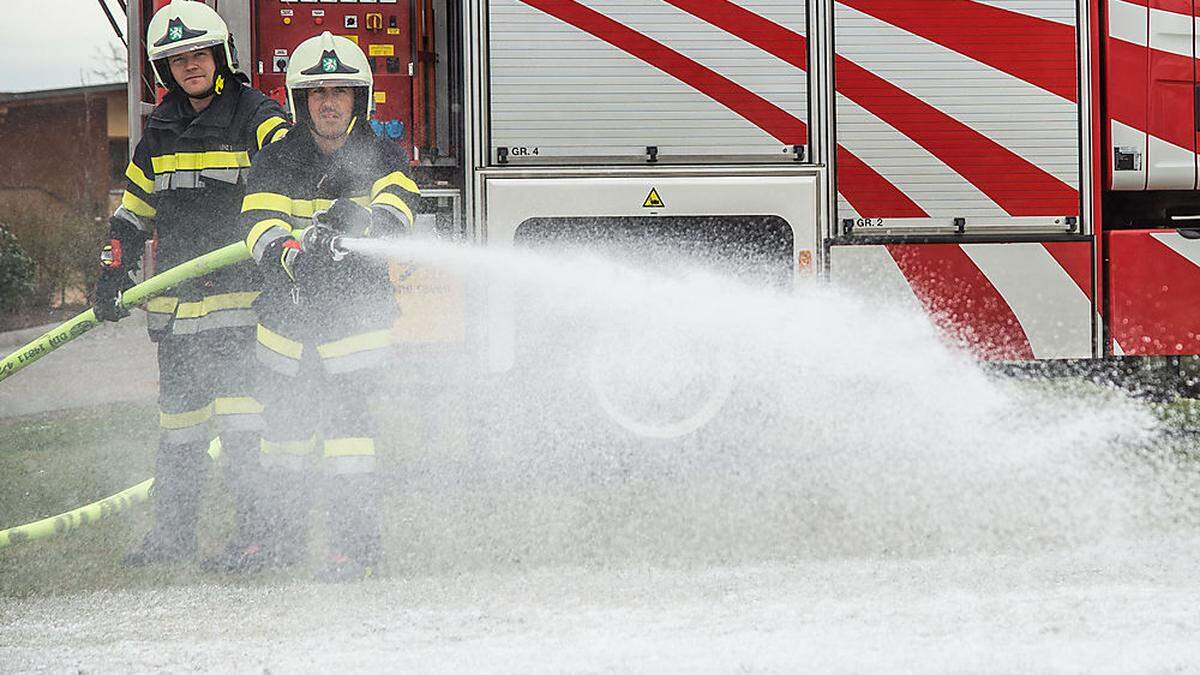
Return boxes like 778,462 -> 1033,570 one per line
181,73 -> 224,102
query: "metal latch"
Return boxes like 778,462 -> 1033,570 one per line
1114,146 -> 1142,171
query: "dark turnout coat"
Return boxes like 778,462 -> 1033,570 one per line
111,74 -> 289,338
241,123 -> 420,376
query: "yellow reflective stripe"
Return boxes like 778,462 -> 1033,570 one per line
125,162 -> 154,193
257,323 -> 303,360
160,404 -> 214,430
175,300 -> 205,319
290,199 -> 326,219
247,218 -> 293,250
372,191 -> 414,225
214,396 -> 263,416
242,192 -> 293,214
317,330 -> 393,360
371,171 -> 420,198
243,195 -> 374,219
203,292 -> 258,313
291,196 -> 371,218
323,437 -> 375,458
275,128 -> 289,140
256,116 -> 287,149
121,191 -> 156,218
173,292 -> 260,319
261,437 -> 316,456
146,297 -> 178,314
151,151 -> 251,173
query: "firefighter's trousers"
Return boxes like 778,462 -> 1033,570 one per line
151,328 -> 263,553
254,324 -> 385,565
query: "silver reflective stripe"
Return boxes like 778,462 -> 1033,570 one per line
214,413 -> 263,433
199,167 -> 243,184
161,425 -> 208,445
113,206 -> 152,233
255,342 -> 301,376
251,226 -> 293,263
260,454 -> 310,471
371,203 -> 411,235
147,312 -> 173,332
325,454 -> 376,475
157,170 -> 203,190
172,309 -> 258,335
172,171 -> 201,189
322,346 -> 390,375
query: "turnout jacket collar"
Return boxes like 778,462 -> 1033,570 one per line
147,73 -> 248,133
272,120 -> 378,173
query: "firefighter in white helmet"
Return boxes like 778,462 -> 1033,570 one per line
93,0 -> 290,568
238,32 -> 420,581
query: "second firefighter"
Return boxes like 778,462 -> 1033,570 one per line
240,32 -> 420,580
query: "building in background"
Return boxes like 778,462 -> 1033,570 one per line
0,82 -> 128,219
0,83 -> 128,309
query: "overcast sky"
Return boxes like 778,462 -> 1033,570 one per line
1,0 -> 126,93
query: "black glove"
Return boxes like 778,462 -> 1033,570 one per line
301,222 -> 347,263
93,268 -> 133,322
316,198 -> 371,235
370,204 -> 410,238
92,238 -> 136,322
260,237 -> 302,292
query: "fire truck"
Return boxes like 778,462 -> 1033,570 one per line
120,0 -> 1200,435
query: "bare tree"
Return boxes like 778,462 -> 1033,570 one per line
89,42 -> 127,85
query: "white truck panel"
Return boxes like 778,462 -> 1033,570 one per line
972,0 -> 1077,25
487,0 -> 808,163
834,0 -> 1080,232
477,167 -> 824,370
829,243 -> 1093,360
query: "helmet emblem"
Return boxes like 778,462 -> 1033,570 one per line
301,50 -> 360,75
154,18 -> 207,47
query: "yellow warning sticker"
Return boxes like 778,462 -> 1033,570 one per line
341,34 -> 360,44
387,27 -> 401,35
369,44 -> 395,57
374,91 -> 387,103
643,188 -> 665,208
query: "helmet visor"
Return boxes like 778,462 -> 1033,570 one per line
290,78 -> 369,90
153,37 -> 225,62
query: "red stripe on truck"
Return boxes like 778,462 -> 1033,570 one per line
887,244 -> 1035,360
1107,230 -> 1200,355
1042,241 -> 1094,301
1119,0 -> 1194,17
518,0 -> 925,217
837,0 -> 1078,102
518,0 -> 806,146
669,0 -> 1079,217
1108,37 -> 1199,152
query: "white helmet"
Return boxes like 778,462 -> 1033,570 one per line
146,0 -> 239,89
286,31 -> 374,126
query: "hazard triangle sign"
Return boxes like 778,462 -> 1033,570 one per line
643,188 -> 665,208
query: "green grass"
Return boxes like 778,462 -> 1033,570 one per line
0,381 -> 482,598
0,403 -> 215,597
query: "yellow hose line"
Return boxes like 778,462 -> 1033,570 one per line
0,242 -> 250,384
0,439 -> 223,550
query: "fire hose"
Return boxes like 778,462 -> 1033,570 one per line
0,241 -> 252,384
0,439 -> 221,549
0,232 -> 355,549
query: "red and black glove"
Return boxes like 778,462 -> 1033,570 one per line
260,236 -> 303,300
92,239 -> 134,322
